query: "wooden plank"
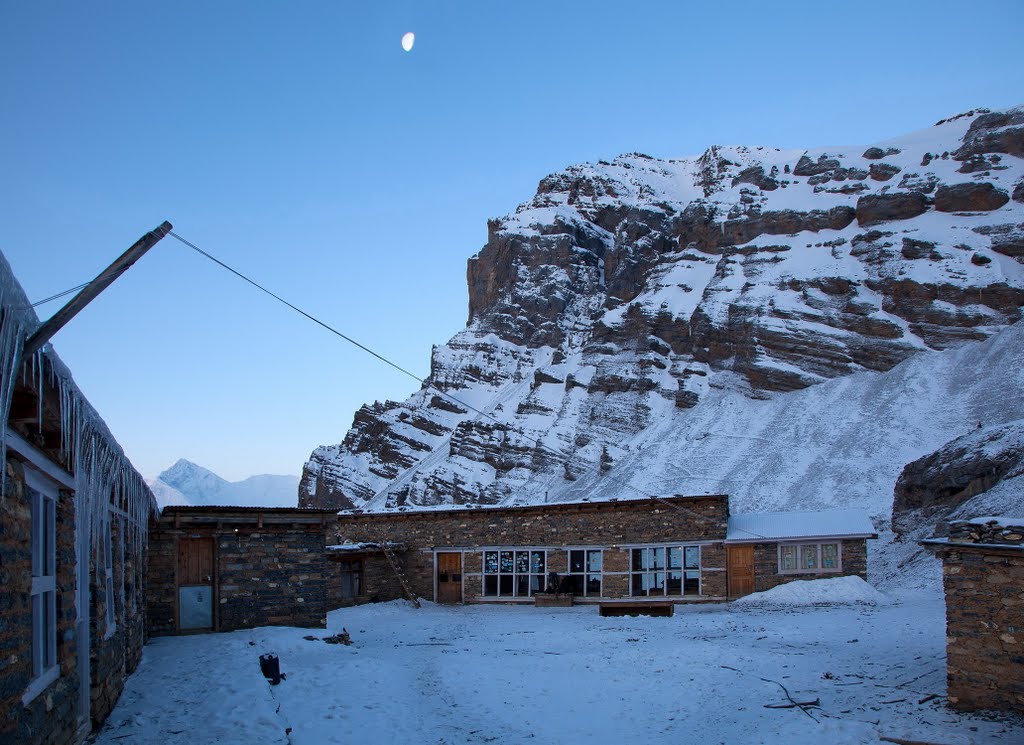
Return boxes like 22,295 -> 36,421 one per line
727,544 -> 755,598
436,552 -> 463,604
4,427 -> 75,490
24,221 -> 172,357
599,602 -> 674,617
178,537 -> 214,586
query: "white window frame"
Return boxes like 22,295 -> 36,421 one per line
23,469 -> 59,705
629,545 -> 702,597
565,548 -> 604,597
481,549 -> 547,598
777,542 -> 842,574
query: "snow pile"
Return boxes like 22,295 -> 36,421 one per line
733,576 -> 891,607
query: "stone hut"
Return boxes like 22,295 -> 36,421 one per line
147,506 -> 338,635
326,495 -> 877,606
923,516 -> 1024,713
0,251 -> 156,744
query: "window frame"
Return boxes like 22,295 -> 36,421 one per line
565,548 -> 604,597
628,545 -> 701,597
481,549 -> 547,598
23,469 -> 60,705
777,541 -> 842,575
103,508 -> 116,638
336,559 -> 363,599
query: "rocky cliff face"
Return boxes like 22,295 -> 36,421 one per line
301,106 -> 1024,518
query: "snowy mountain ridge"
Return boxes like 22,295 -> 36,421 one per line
151,458 -> 299,509
300,106 -> 1024,540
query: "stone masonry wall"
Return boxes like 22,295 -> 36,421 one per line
1,457 -> 81,745
331,496 -> 729,604
752,538 -> 868,593
217,527 -> 327,630
935,529 -> 1024,712
145,525 -> 176,636
89,514 -> 148,729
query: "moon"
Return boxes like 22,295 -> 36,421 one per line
401,32 -> 415,52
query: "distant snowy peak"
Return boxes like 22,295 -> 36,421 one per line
302,104 -> 1024,514
152,459 -> 299,509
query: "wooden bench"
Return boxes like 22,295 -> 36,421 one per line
598,602 -> 674,617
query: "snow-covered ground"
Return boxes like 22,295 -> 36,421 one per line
93,585 -> 1022,745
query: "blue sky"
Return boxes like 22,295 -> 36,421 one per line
2,1 -> 1022,481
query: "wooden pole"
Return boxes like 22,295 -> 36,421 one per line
24,221 -> 172,357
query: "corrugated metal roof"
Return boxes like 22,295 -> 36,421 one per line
726,509 -> 876,542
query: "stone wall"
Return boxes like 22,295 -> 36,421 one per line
931,519 -> 1024,713
145,525 -> 176,636
751,538 -> 868,593
217,527 -> 327,630
0,457 -> 81,745
89,515 -> 147,729
1,456 -> 150,743
331,496 -> 729,604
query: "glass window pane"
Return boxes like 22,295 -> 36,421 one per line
46,591 -> 56,668
668,547 -> 682,569
587,551 -> 602,572
651,548 -> 665,570
780,546 -> 796,571
500,552 -> 514,573
515,552 -> 530,574
802,545 -> 818,570
499,575 -> 513,596
651,572 -> 665,594
31,489 -> 41,577
586,575 -> 602,596
516,575 -> 531,597
531,552 -> 545,573
46,498 -> 55,577
822,543 -> 838,569
530,575 -> 543,593
484,552 -> 498,573
32,593 -> 42,676
666,571 -> 682,595
684,546 -> 700,569
684,572 -> 700,594
484,575 -> 498,596
631,548 -> 644,571
631,573 -> 645,596
569,550 -> 584,573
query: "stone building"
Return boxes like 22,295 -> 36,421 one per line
0,251 -> 156,744
325,495 -> 877,606
923,517 -> 1024,714
147,507 -> 338,635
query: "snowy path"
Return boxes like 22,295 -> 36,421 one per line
92,594 -> 1023,745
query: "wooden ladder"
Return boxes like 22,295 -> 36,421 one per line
381,543 -> 421,608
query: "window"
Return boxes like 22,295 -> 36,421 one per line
566,549 -> 603,596
482,550 -> 545,597
337,560 -> 362,599
778,542 -> 841,574
630,546 -> 701,596
25,470 -> 58,703
103,512 -> 115,637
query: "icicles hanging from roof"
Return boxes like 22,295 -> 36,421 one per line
0,253 -> 34,499
0,249 -> 156,548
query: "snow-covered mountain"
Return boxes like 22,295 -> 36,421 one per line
300,107 -> 1024,542
151,459 -> 299,509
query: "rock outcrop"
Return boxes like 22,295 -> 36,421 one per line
302,106 -> 1024,513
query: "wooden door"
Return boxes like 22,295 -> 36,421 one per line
727,545 -> 755,598
178,537 -> 215,630
436,552 -> 463,604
